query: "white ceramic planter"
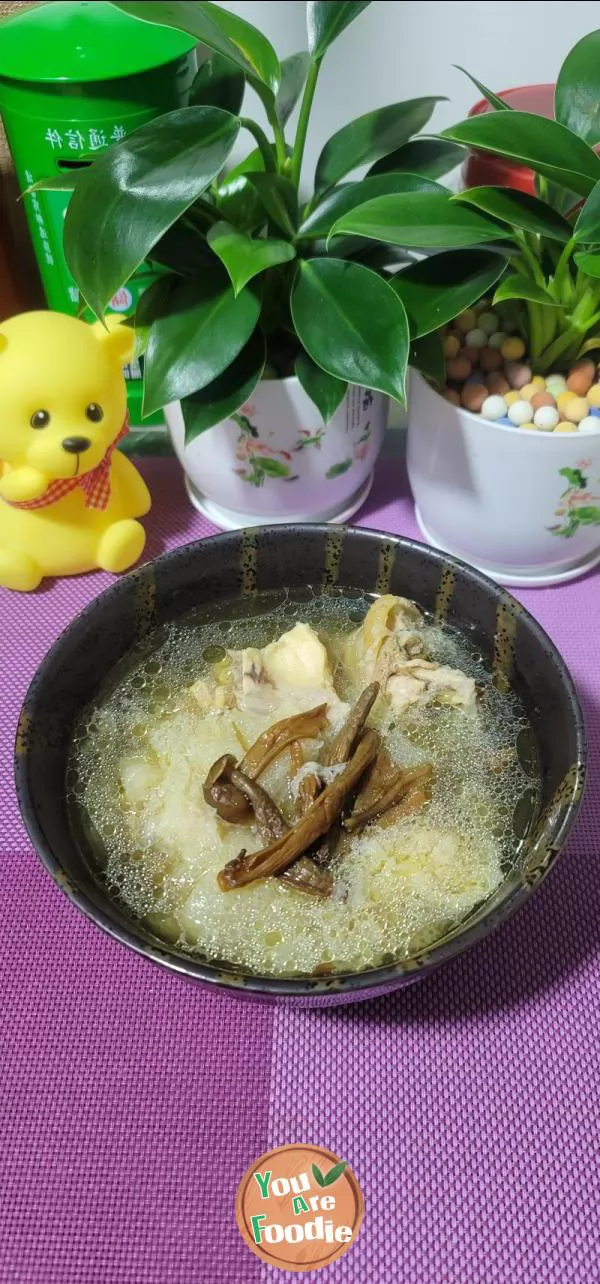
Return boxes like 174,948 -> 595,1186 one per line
165,377 -> 388,529
407,370 -> 600,587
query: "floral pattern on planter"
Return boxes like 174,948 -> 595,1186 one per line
231,394 -> 376,490
549,461 -> 600,538
231,407 -> 299,487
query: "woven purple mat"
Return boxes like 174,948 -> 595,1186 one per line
2,456 -> 599,1284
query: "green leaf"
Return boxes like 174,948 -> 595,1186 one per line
256,457 -> 290,477
575,250 -> 600,281
576,333 -> 600,356
275,53 -> 310,125
410,331 -> 445,386
113,1 -> 280,93
560,466 -> 586,488
291,258 -> 409,402
64,106 -> 240,317
207,221 -> 295,294
189,51 -> 245,114
574,180 -> 600,244
368,137 -> 465,179
329,192 -> 504,249
182,330 -> 266,443
216,150 -> 265,233
453,186 -> 571,243
148,221 -> 211,276
300,173 -> 445,239
455,66 -> 512,112
326,458 -> 353,477
555,30 -> 600,145
135,274 -> 176,330
568,506 -> 600,525
295,351 -> 347,421
493,274 -> 560,307
315,97 -> 444,193
312,1163 -> 326,1188
441,112 -> 600,199
142,260 -> 260,415
323,1161 -> 347,1186
391,248 -> 505,338
247,172 -> 297,235
307,1 -> 371,59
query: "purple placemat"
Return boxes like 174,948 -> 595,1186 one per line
2,455 -> 599,1284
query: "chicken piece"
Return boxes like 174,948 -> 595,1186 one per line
221,622 -> 344,718
387,660 -> 476,715
352,594 -> 425,685
189,677 -> 235,712
257,623 -> 334,691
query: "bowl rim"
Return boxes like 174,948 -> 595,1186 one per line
15,524 -> 587,1000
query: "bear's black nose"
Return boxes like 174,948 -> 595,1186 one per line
62,436 -> 91,454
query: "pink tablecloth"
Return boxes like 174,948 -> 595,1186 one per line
2,455 -> 599,1284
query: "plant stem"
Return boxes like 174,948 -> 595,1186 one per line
290,58 -> 320,191
264,99 -> 287,172
526,301 -> 545,366
538,323 -> 582,370
514,233 -> 546,286
554,234 -> 576,295
240,118 -> 276,172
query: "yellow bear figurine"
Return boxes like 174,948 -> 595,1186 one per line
0,310 -> 151,591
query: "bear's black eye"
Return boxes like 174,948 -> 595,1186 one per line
30,410 -> 50,429
85,403 -> 104,423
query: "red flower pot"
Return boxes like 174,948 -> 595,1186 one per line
462,83 -> 556,194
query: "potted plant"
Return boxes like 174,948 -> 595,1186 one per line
52,0 -> 463,529
321,30 -> 600,584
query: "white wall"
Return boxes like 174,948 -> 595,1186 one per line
224,0 -> 600,186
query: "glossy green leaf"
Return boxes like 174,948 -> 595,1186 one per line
307,1 -> 371,59
453,186 -> 571,242
135,275 -> 176,330
390,249 -> 506,338
574,180 -> 600,244
64,106 -> 240,317
182,329 -> 266,443
142,260 -> 260,415
189,51 -> 245,114
295,351 -> 347,421
300,173 -> 444,238
574,250 -> 600,279
113,1 -> 280,93
368,137 -> 465,179
215,149 -> 265,232
555,30 -> 600,145
493,274 -> 560,307
247,172 -> 297,235
441,112 -> 600,198
207,220 -> 295,294
147,221 -> 211,275
291,258 -> 409,402
329,192 -> 503,249
455,66 -> 512,112
314,97 -> 443,193
311,1163 -> 326,1188
275,53 -> 310,125
410,331 -> 445,386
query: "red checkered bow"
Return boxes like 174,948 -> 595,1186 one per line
5,415 -> 130,511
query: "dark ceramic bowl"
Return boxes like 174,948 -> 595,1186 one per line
16,526 -> 586,1007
